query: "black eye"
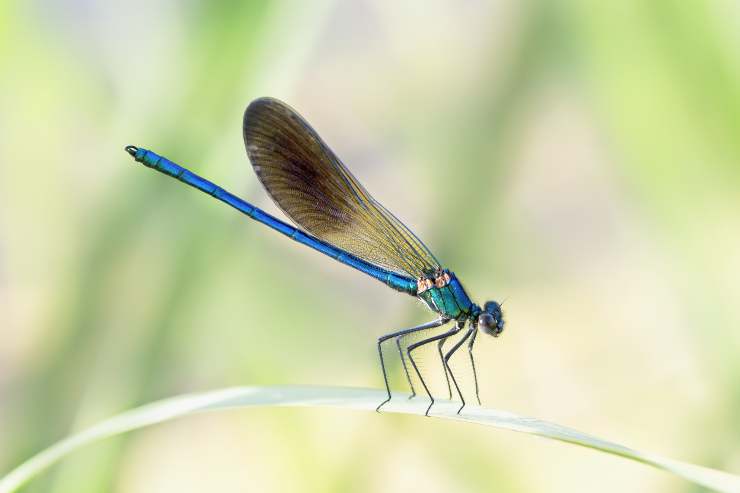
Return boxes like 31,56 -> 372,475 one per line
478,312 -> 494,327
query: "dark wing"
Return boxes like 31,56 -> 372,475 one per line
243,97 -> 440,278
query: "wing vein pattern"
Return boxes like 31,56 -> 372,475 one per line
243,97 -> 441,279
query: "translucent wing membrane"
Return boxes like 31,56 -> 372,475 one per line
243,97 -> 441,278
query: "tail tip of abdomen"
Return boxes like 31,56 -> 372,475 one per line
125,145 -> 139,158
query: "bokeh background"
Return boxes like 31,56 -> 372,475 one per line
1,1 -> 739,492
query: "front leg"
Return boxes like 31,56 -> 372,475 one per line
467,328 -> 481,405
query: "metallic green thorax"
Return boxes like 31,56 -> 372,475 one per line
417,270 -> 476,320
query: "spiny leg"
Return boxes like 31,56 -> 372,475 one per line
398,324 -> 454,401
444,327 -> 474,414
376,318 -> 448,412
467,327 -> 481,405
407,324 -> 462,416
396,335 -> 416,399
437,338 -> 452,399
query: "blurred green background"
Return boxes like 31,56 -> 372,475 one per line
1,0 -> 739,491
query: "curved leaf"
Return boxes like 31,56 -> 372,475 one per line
1,386 -> 738,493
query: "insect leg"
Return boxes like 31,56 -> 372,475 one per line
467,327 -> 481,405
396,335 -> 416,399
376,318 -> 448,412
444,326 -> 473,414
437,338 -> 452,399
407,324 -> 462,416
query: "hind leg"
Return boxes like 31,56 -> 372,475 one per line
376,318 -> 449,412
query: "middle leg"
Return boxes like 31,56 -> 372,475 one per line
437,338 -> 452,399
444,326 -> 474,414
407,324 -> 463,416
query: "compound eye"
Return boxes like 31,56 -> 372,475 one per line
478,312 -> 494,328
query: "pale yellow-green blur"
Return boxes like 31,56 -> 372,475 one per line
1,1 -> 739,492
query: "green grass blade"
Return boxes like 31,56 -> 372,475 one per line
1,386 -> 738,493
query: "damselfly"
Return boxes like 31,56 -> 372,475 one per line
126,97 -> 505,415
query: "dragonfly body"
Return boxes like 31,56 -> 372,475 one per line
128,146 -> 480,322
127,97 -> 504,415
